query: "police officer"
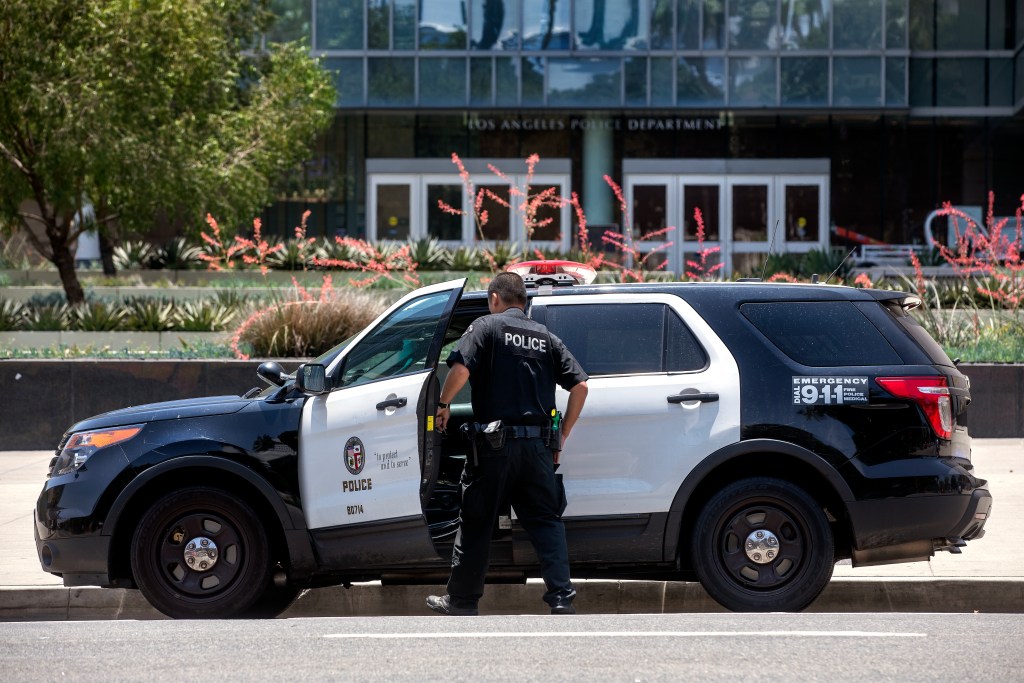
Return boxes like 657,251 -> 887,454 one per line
427,271 -> 588,616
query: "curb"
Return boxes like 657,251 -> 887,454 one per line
3,578 -> 1022,621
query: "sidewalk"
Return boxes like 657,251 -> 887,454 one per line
2,440 -> 1021,620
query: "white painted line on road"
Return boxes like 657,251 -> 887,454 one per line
325,631 -> 927,639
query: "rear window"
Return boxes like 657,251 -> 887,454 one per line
882,301 -> 955,367
541,303 -> 707,376
741,301 -> 902,367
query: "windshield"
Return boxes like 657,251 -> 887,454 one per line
311,335 -> 355,368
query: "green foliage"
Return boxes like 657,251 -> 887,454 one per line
21,302 -> 71,331
122,297 -> 176,332
112,241 -> 157,270
800,248 -> 852,280
0,0 -> 335,304
445,246 -> 483,271
152,237 -> 204,270
71,301 -> 126,331
266,238 -> 311,271
173,300 -> 238,332
0,298 -> 25,330
407,238 -> 449,271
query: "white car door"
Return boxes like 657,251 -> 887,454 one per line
530,293 -> 741,518
299,280 -> 464,563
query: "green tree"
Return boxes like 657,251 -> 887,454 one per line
0,0 -> 335,303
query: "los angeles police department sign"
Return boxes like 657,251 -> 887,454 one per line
792,376 -> 869,405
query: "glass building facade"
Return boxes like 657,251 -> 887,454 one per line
263,0 -> 1024,275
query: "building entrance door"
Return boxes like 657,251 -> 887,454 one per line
623,160 -> 830,277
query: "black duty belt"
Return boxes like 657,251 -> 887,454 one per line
504,425 -> 548,439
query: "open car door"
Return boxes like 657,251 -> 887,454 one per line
299,279 -> 465,568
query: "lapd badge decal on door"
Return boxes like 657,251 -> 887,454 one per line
344,437 -> 366,475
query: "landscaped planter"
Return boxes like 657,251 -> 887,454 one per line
0,360 -> 1018,450
1,331 -> 226,352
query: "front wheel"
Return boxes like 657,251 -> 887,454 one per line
691,477 -> 834,612
130,487 -> 273,619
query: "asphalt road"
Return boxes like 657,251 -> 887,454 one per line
2,613 -> 1020,681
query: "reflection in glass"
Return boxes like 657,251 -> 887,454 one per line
368,58 -> 415,106
376,184 -> 411,240
477,185 -> 511,241
394,0 -> 416,48
470,58 -> 493,106
523,0 -> 571,49
780,0 -> 829,49
702,0 -> 726,49
522,57 -> 545,106
834,0 -> 881,50
368,0 -> 389,50
908,0 -> 934,49
781,57 -> 827,106
935,0 -> 985,49
684,185 -> 720,241
732,185 -> 768,242
936,59 -> 984,107
730,57 -> 777,106
530,184 -> 563,241
625,58 -> 647,106
677,57 -> 725,106
324,58 -> 365,107
729,0 -> 780,49
650,58 -> 674,106
650,0 -> 674,49
548,59 -> 621,107
472,0 -> 519,49
885,0 -> 906,48
908,57 -> 933,107
989,58 -> 1013,107
420,0 -> 467,48
316,0 -> 363,50
885,57 -> 906,107
633,186 -> 667,237
419,59 -> 467,107
785,185 -> 819,242
574,0 -> 647,50
427,185 -> 463,240
677,0 -> 699,49
267,0 -> 311,43
833,57 -> 881,107
496,57 -> 519,106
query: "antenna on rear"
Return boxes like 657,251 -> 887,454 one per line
759,219 -> 781,282
824,246 -> 858,285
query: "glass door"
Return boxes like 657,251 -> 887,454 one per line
726,176 -> 773,277
679,178 -> 726,277
776,176 -> 829,254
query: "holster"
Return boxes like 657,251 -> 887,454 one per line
460,420 -> 506,466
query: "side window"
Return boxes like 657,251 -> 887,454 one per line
544,303 -> 707,376
337,291 -> 451,388
741,301 -> 902,367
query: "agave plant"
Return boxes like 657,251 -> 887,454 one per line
122,297 -> 176,331
406,238 -> 449,271
71,301 -> 127,331
445,245 -> 483,271
21,302 -> 72,331
152,237 -> 204,270
800,248 -> 851,281
267,239 -> 313,271
173,300 -> 238,331
112,240 -> 157,270
0,298 -> 25,331
484,241 -> 521,270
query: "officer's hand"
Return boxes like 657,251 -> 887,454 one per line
436,406 -> 450,433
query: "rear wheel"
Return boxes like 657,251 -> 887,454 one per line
131,487 -> 272,619
691,477 -> 834,612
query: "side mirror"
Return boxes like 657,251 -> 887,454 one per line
295,363 -> 328,395
257,361 -> 287,387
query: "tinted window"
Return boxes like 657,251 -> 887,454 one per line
338,291 -> 450,388
742,301 -> 901,367
543,304 -> 707,376
882,301 -> 955,367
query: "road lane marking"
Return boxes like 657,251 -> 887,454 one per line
325,631 -> 927,639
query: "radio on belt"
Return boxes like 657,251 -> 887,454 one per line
506,260 -> 597,287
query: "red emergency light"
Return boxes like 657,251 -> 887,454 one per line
507,260 -> 597,287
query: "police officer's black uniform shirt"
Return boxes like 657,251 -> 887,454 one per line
447,308 -> 587,426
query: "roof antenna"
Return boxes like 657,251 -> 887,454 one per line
759,219 -> 781,282
825,246 -> 858,285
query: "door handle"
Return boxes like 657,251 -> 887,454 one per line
376,396 -> 408,411
667,392 -> 719,404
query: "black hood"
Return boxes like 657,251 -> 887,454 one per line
68,395 -> 251,434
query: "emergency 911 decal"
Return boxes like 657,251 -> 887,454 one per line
792,376 -> 869,405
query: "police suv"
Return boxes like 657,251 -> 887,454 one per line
35,266 -> 991,618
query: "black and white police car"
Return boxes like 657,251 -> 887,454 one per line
35,263 -> 991,617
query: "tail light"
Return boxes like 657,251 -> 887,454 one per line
876,376 -> 953,440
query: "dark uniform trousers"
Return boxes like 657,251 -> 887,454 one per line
446,435 -> 575,608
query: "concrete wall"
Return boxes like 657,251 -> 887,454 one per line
0,360 -> 1019,450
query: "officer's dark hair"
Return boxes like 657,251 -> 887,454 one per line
488,271 -> 527,308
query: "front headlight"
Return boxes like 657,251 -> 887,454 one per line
52,425 -> 143,476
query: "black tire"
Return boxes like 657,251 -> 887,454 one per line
691,477 -> 834,612
130,487 -> 272,619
